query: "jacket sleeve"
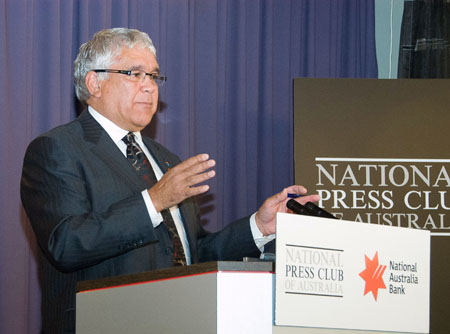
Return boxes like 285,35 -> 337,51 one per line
196,215 -> 262,262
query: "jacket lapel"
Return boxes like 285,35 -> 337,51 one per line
78,111 -> 146,191
142,137 -> 172,174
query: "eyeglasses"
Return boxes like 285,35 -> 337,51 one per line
92,69 -> 167,87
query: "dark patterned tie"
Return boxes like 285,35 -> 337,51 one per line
122,132 -> 186,266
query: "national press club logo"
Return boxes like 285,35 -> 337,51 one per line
359,251 -> 419,301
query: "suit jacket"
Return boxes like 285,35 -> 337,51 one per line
20,111 -> 261,333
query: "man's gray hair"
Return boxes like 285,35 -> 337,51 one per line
74,28 -> 157,103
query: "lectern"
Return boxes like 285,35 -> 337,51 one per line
77,214 -> 430,334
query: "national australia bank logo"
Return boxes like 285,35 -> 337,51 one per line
359,252 -> 387,301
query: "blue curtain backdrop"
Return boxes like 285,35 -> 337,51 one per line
0,0 -> 377,333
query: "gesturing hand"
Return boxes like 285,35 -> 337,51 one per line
255,185 -> 321,236
148,154 -> 216,212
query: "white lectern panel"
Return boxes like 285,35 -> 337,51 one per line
275,213 -> 430,334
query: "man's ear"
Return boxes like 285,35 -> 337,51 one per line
85,71 -> 102,98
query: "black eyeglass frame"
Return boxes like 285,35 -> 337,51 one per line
92,69 -> 167,86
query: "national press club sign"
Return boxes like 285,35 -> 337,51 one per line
315,158 -> 450,235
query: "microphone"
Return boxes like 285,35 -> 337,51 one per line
303,202 -> 337,219
286,199 -> 314,216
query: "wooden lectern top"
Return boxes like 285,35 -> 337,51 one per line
77,260 -> 274,293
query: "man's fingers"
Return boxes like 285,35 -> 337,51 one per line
186,170 -> 216,187
168,156 -> 215,185
186,184 -> 210,197
285,185 -> 307,196
174,154 -> 213,173
188,158 -> 215,175
298,194 -> 321,205
166,160 -> 215,188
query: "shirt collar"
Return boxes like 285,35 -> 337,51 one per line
88,106 -> 143,144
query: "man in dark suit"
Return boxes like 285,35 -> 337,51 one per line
20,28 -> 319,333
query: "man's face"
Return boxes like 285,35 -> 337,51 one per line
94,45 -> 160,132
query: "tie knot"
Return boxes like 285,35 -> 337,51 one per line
122,132 -> 144,159
122,132 -> 135,145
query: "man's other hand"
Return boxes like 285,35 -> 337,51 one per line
255,185 -> 320,236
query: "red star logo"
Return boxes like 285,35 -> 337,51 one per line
359,252 -> 386,301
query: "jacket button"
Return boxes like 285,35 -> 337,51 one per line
165,247 -> 174,255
